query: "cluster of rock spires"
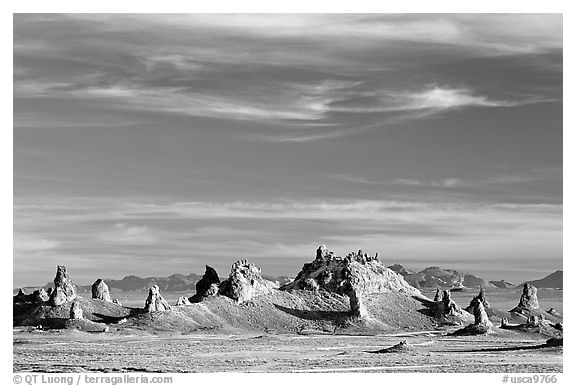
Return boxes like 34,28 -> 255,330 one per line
15,245 -> 419,320
500,313 -> 563,339
281,245 -> 420,317
181,261 -> 273,304
437,290 -> 462,315
464,287 -> 495,317
14,266 -> 78,307
432,289 -> 471,325
13,288 -> 49,304
12,246 -> 563,346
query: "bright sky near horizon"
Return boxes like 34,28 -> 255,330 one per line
13,14 -> 562,287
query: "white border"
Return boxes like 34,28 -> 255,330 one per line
3,2 -> 571,384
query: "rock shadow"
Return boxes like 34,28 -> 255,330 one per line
413,295 -> 437,317
91,312 -> 132,324
442,343 -> 561,353
273,304 -> 349,322
30,317 -> 68,329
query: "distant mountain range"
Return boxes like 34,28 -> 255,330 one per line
23,272 -> 295,294
388,264 -> 496,289
31,273 -> 203,293
389,265 -> 563,290
518,270 -> 562,289
18,266 -> 561,293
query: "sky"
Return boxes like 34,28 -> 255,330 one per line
13,14 -> 562,287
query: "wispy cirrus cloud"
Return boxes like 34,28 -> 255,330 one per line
13,234 -> 61,252
14,14 -> 561,141
14,78 -> 352,122
101,223 -> 157,245
332,168 -> 562,192
330,86 -> 554,114
393,177 -> 468,188
242,85 -> 555,142
13,195 -> 562,286
85,14 -> 560,56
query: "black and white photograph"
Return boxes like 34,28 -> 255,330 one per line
9,7 -> 567,378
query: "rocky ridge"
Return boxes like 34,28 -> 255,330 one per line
282,245 -> 421,317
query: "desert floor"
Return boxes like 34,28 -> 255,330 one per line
13,328 -> 562,373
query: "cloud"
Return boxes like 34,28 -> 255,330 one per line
330,86 -> 552,114
102,223 -> 157,245
332,171 -> 562,199
91,14 -> 560,56
241,84 -> 555,142
392,177 -> 469,188
14,14 -> 560,142
13,234 -> 60,252
246,127 -> 358,143
120,200 -> 562,230
13,196 -> 562,286
14,78 -> 349,122
15,196 -> 562,233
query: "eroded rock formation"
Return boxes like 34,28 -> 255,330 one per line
348,288 -> 368,318
451,298 -> 492,335
49,266 -> 77,306
144,285 -> 171,312
282,245 -> 421,318
92,279 -> 112,302
219,260 -> 274,303
70,301 -> 83,319
429,289 -> 474,325
176,296 -> 192,306
510,283 -> 539,314
472,299 -> 492,326
500,312 -> 562,338
14,288 -> 50,304
34,289 -> 49,303
439,290 -> 461,315
372,340 -> 414,354
527,314 -> 547,327
13,289 -> 28,303
190,265 -> 221,302
465,288 -> 493,316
